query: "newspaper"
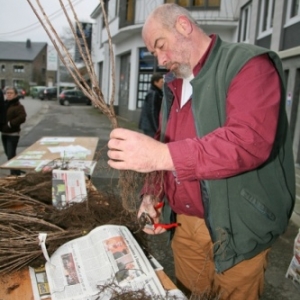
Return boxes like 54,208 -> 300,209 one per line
52,169 -> 87,208
44,225 -> 168,300
286,228 -> 300,287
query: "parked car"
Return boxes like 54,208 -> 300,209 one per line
30,86 -> 46,99
40,87 -> 60,100
59,89 -> 91,106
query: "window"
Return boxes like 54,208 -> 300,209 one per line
13,79 -> 23,87
13,65 -> 25,73
285,0 -> 300,26
137,48 -> 166,109
258,0 -> 275,38
119,0 -> 135,27
1,65 -> 5,72
125,0 -> 134,22
239,3 -> 252,43
290,0 -> 300,18
165,0 -> 220,9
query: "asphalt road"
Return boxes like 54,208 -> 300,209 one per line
0,98 -> 299,299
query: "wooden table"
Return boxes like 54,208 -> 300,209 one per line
0,268 -> 176,299
0,136 -> 99,171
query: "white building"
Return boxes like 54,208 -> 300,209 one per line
90,0 -> 239,121
90,0 -> 300,163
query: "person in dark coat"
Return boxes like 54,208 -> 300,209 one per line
1,87 -> 26,175
139,73 -> 164,137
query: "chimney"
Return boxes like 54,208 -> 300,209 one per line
26,39 -> 31,48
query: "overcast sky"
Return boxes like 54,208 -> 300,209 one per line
0,0 -> 99,44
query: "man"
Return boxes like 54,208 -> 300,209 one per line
107,4 -> 295,299
139,73 -> 164,137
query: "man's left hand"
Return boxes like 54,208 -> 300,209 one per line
107,128 -> 173,172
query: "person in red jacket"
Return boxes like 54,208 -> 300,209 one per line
1,87 -> 26,175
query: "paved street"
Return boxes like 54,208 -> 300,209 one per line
0,98 -> 299,299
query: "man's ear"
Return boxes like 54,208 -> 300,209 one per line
175,16 -> 193,37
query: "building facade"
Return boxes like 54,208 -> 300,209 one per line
91,0 -> 300,163
90,0 -> 238,122
0,39 -> 47,92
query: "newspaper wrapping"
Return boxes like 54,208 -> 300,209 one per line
45,225 -> 168,300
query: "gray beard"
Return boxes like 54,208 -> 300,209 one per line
173,63 -> 192,79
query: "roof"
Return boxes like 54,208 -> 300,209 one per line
0,40 -> 47,61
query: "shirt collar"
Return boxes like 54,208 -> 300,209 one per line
193,34 -> 216,76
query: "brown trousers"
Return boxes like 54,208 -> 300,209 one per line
171,214 -> 270,300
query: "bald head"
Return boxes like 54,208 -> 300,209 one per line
142,4 -> 211,78
142,3 -> 197,39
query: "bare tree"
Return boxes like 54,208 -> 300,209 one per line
27,0 -> 144,213
27,0 -> 118,128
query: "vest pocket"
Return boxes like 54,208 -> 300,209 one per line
240,189 -> 276,221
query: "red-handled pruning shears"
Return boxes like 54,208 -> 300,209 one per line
134,202 -> 179,234
154,202 -> 164,209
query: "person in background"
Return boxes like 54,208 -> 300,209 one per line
1,87 -> 26,175
0,89 -> 5,130
107,3 -> 295,300
139,73 -> 164,137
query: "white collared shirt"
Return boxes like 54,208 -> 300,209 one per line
181,74 -> 194,108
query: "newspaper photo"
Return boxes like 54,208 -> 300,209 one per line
52,169 -> 87,208
29,266 -> 51,300
45,225 -> 167,300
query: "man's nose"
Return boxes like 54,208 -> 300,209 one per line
156,50 -> 167,67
